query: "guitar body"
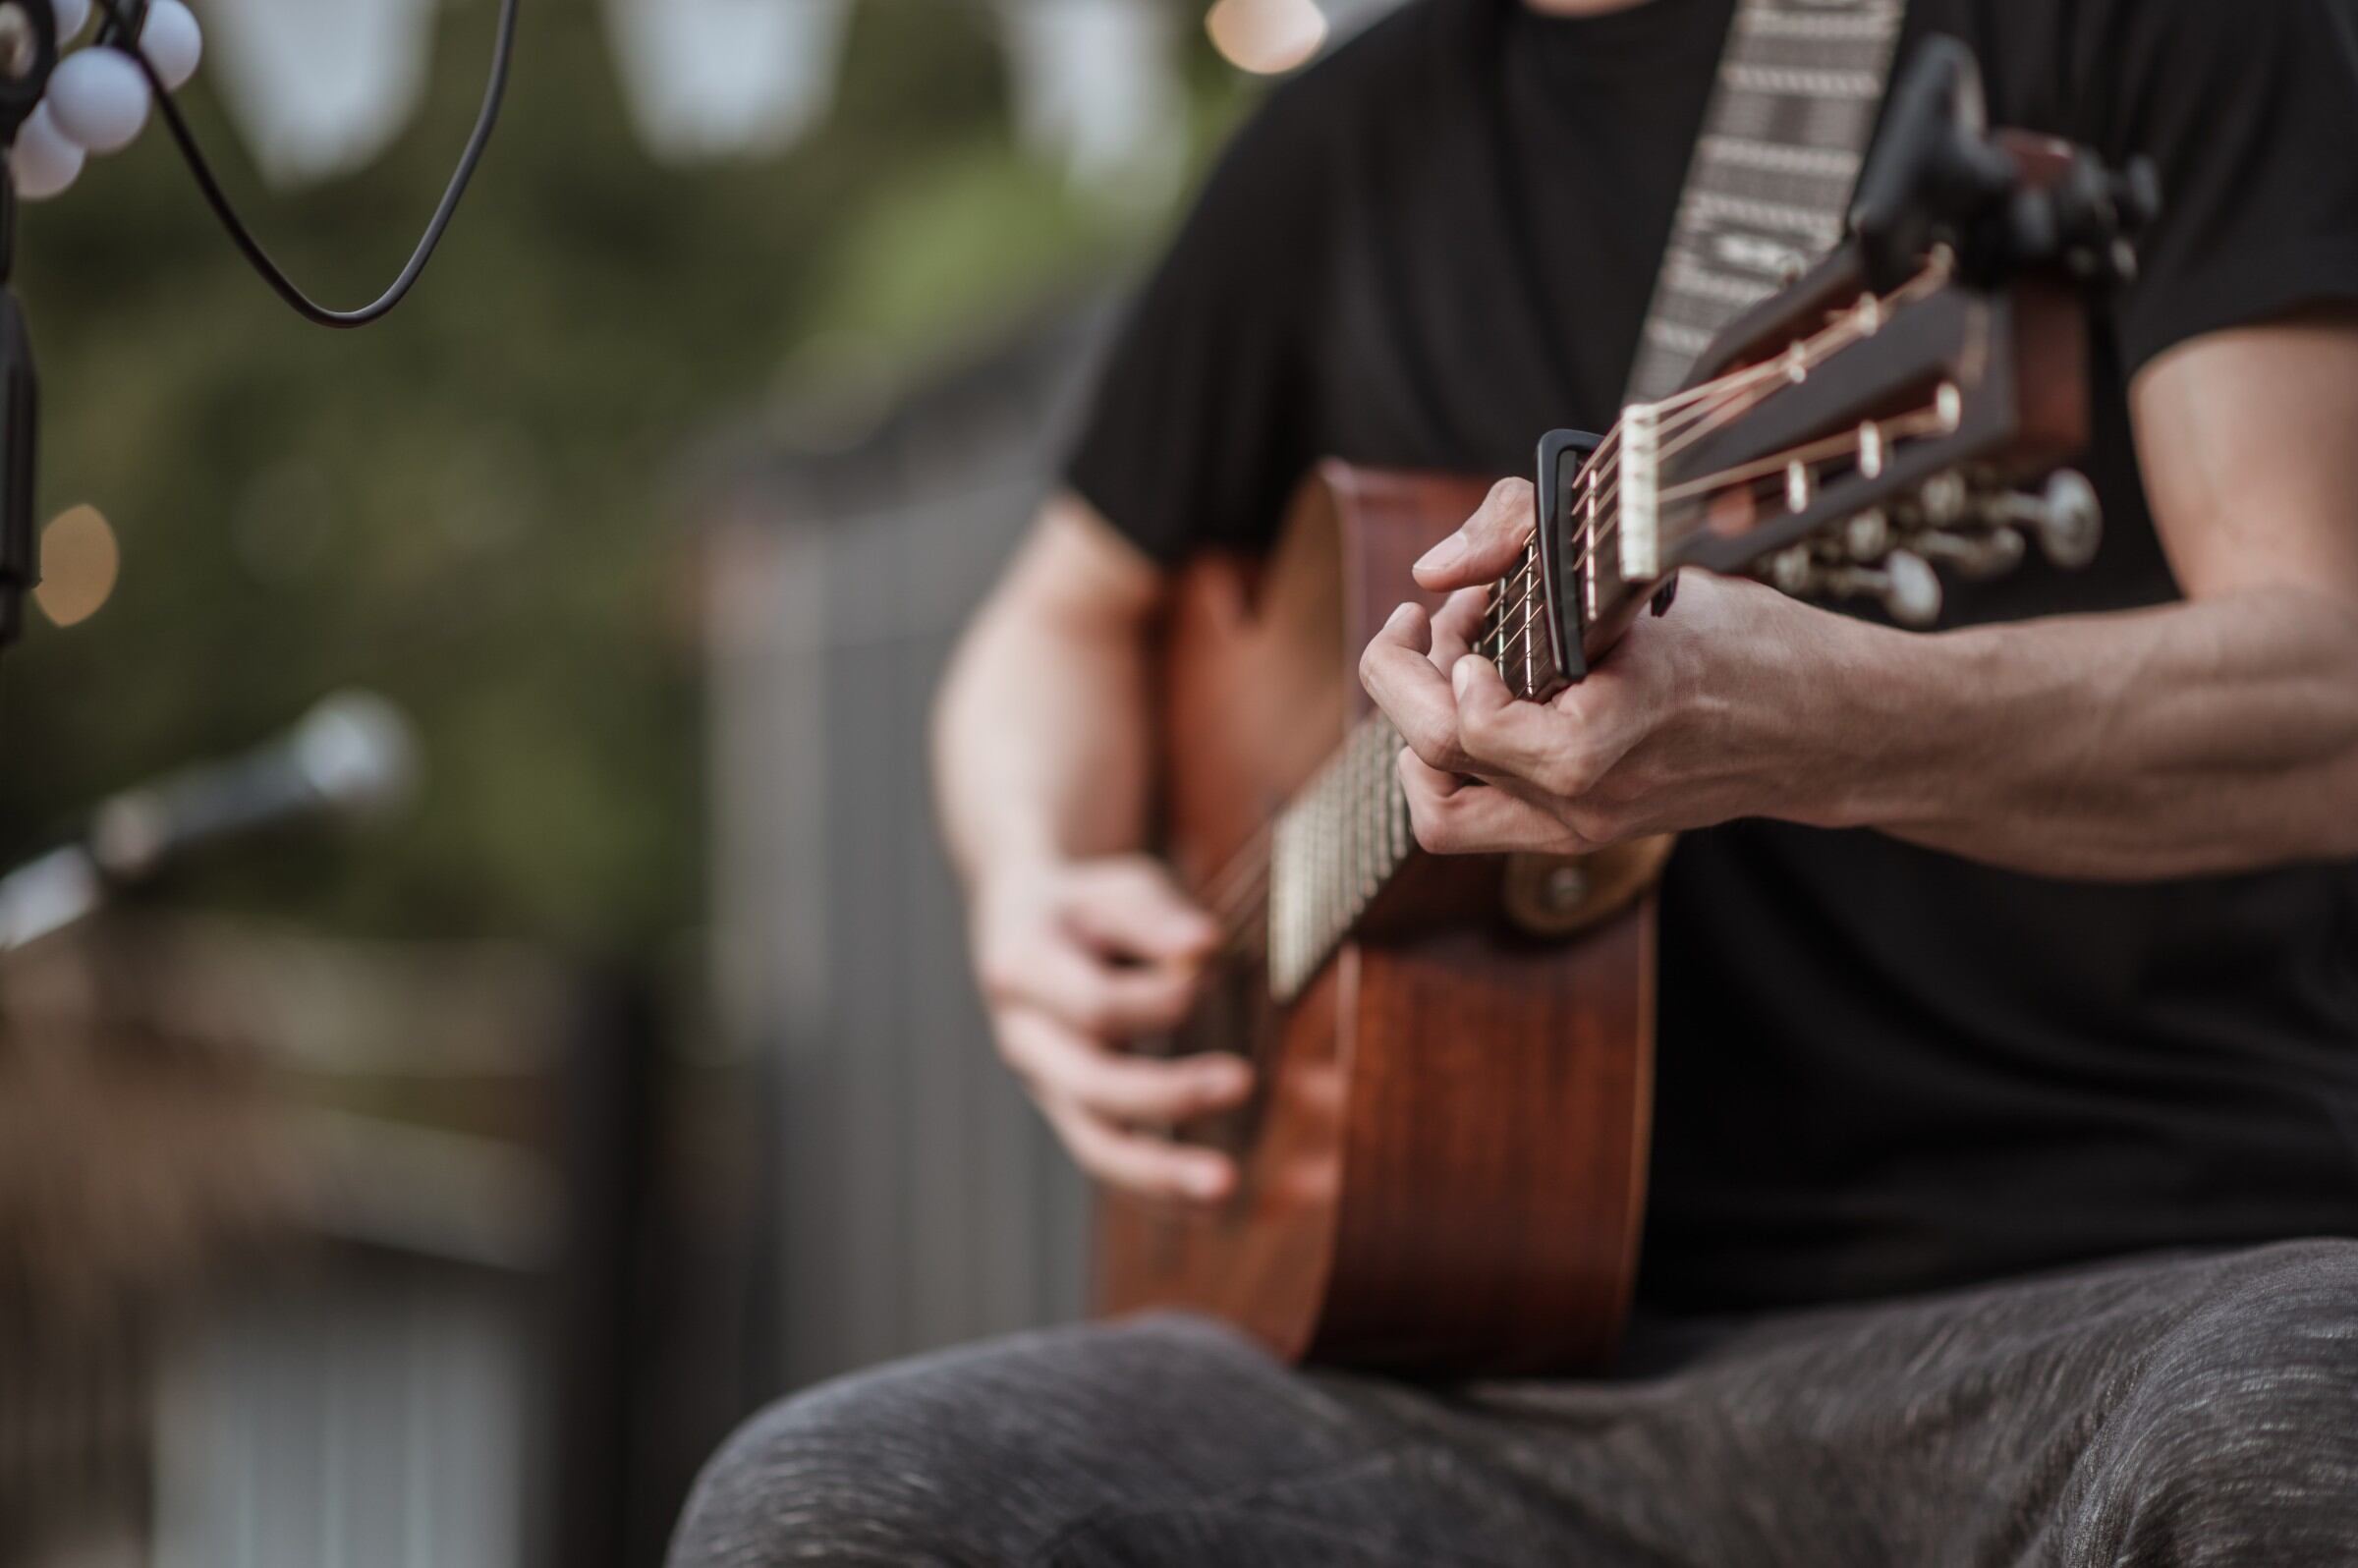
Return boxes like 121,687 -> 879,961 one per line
1094,79 -> 2136,1372
1097,465 -> 1657,1374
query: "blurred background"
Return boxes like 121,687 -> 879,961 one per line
0,0 -> 1396,1564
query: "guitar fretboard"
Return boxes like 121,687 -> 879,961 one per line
1266,712 -> 1412,1000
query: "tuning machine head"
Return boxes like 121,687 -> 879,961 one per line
2009,153 -> 2159,288
1764,540 -> 1945,628
1980,470 -> 2102,568
1761,468 -> 2103,629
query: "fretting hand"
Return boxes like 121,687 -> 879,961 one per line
1358,477 -> 1874,856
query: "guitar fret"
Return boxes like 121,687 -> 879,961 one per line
1265,708 -> 1428,1000
1355,727 -> 1375,904
1376,721 -> 1395,868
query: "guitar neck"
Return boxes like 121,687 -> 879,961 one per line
1473,422 -> 1662,704
1264,709 -> 1414,1000
1263,429 -> 1642,1001
1246,48 -> 2142,1013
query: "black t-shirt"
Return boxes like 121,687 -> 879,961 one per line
1067,0 -> 2358,1315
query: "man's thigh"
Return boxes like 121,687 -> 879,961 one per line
1446,1236 -> 2358,1567
671,1239 -> 2358,1567
665,1312 -> 1595,1568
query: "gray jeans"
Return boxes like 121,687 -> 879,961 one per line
671,1239 -> 2358,1566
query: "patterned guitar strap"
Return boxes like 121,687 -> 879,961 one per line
1622,0 -> 1905,405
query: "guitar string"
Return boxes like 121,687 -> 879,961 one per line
1487,390 -> 1953,670
1323,274 -> 1951,938
1477,351 -> 1797,645
1216,707 -> 1415,928
1479,265 -> 1944,660
1224,370 -> 1925,943
1202,712 -> 1403,937
1560,261 -> 1944,580
1216,261 -> 1955,936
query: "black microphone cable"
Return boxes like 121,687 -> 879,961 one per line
86,0 -> 522,328
0,0 -> 521,663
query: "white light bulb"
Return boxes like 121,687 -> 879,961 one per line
49,0 -> 90,45
12,104 -> 85,200
48,44 -> 151,153
140,0 -> 201,92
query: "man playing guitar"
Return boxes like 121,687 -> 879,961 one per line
674,1 -> 2358,1562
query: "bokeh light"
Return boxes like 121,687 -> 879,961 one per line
33,503 -> 120,628
1206,0 -> 1327,76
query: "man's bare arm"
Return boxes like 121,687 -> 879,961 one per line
1360,312 -> 2358,879
934,496 -> 1165,883
932,496 -> 1249,1202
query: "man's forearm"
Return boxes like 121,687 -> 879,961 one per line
1818,588 -> 2358,879
931,507 -> 1166,889
933,601 -> 1154,886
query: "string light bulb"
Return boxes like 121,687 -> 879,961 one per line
13,0 -> 204,196
1206,0 -> 1326,76
138,0 -> 198,89
11,103 -> 84,197
33,504 -> 119,629
48,42 -> 149,152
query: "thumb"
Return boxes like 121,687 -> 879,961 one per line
1066,859 -> 1221,961
1414,477 -> 1535,590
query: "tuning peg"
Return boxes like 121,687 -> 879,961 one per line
1984,471 -> 2102,569
1766,544 -> 1817,596
1911,526 -> 2025,580
2112,158 -> 2162,237
1918,471 -> 1970,527
1819,550 -> 1944,628
1843,508 -> 1892,562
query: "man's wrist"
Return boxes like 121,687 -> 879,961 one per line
963,841 -> 1065,896
1775,610 -> 1969,834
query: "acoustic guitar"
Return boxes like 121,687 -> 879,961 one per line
1100,49 -> 2157,1373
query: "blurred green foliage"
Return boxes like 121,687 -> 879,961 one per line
0,0 -> 1236,950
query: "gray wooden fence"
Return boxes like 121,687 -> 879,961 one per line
699,306 -> 1110,1390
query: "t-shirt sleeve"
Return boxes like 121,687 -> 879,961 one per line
2074,0 -> 2358,376
1064,89 -> 1333,565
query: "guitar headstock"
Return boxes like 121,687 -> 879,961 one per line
1631,233 -> 2099,625
1499,36 -> 2158,699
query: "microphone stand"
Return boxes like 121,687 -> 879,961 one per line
0,0 -> 58,654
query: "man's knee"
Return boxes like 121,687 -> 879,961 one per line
669,1380 -> 918,1568
2090,1240 -> 2358,1565
667,1314 -> 1269,1567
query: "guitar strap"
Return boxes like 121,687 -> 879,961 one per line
1622,0 -> 1906,404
